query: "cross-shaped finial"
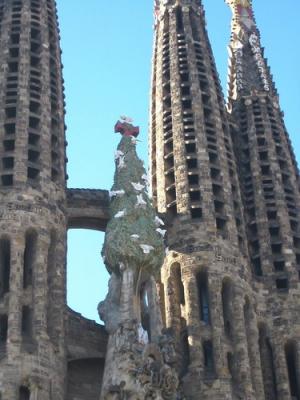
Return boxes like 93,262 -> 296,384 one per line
114,116 -> 140,138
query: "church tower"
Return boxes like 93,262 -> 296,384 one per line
227,1 -> 300,399
149,0 -> 259,398
0,0 -> 67,398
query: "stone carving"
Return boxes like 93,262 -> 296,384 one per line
99,121 -> 179,400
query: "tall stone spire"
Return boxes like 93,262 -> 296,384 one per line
226,0 -> 275,101
227,1 -> 300,399
0,0 -> 67,398
149,0 -> 256,398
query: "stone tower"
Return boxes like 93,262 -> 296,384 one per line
0,0 -> 67,398
226,0 -> 300,399
150,0 -> 259,398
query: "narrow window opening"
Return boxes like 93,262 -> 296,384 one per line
29,116 -> 39,129
187,158 -> 197,169
191,208 -> 202,219
0,239 -> 10,298
1,175 -> 13,186
28,133 -> 40,145
181,331 -> 190,377
2,157 -> 14,169
23,231 -> 37,289
185,143 -> 196,154
285,341 -> 300,399
188,174 -> 199,186
19,386 -> 30,400
272,244 -> 282,254
4,123 -> 16,135
252,257 -> 262,276
8,62 -> 18,73
189,190 -> 201,202
140,284 -> 150,341
216,217 -> 226,231
0,315 -> 8,344
222,280 -> 232,338
203,341 -> 215,376
176,7 -> 184,32
3,139 -> 15,151
27,167 -> 39,179
276,278 -> 288,291
173,263 -> 185,306
197,271 -> 210,324
5,107 -> 16,119
227,352 -> 235,378
259,326 -> 278,399
21,306 -> 32,339
274,261 -> 285,271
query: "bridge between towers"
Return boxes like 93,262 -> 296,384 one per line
67,188 -> 110,231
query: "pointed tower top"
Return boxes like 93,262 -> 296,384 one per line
226,0 -> 275,100
226,0 -> 256,34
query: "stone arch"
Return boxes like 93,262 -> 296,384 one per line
66,357 -> 105,400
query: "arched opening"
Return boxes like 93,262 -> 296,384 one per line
258,324 -> 277,400
67,230 -> 109,322
196,270 -> 210,324
47,230 -> 58,343
66,357 -> 105,400
181,331 -> 190,376
221,279 -> 233,338
203,340 -> 215,377
23,230 -> 37,289
21,306 -> 32,341
244,297 -> 256,390
285,340 -> 300,399
0,238 -> 11,298
19,386 -> 30,400
172,263 -> 185,306
140,283 -> 151,341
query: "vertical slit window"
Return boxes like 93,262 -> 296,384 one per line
139,284 -> 150,341
19,386 -> 30,400
21,306 -> 32,340
258,325 -> 278,400
197,271 -> 210,324
222,279 -> 232,338
285,341 -> 300,399
173,263 -> 185,306
0,314 -> 8,344
0,239 -> 10,298
23,231 -> 37,289
203,340 -> 215,376
181,331 -> 190,377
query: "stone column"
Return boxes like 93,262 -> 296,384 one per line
231,292 -> 255,399
244,303 -> 265,400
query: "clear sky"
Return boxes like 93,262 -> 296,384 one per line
56,0 -> 300,323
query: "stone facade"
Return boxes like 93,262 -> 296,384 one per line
0,1 -> 109,399
150,0 -> 300,399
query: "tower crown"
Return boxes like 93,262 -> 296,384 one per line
226,0 -> 275,100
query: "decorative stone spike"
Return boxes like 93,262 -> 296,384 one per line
99,121 -> 179,400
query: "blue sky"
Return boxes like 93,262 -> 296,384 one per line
56,0 -> 300,322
